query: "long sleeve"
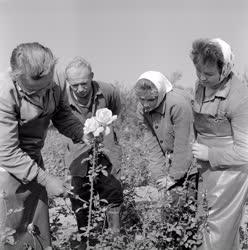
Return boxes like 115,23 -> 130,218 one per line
209,97 -> 248,168
51,97 -> 84,143
0,79 -> 39,182
169,99 -> 193,180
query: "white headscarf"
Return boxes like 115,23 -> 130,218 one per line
137,71 -> 173,108
210,38 -> 234,82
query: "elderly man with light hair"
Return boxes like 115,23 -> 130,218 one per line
64,57 -> 123,249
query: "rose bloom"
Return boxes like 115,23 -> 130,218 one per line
93,126 -> 104,137
83,117 -> 100,135
95,108 -> 117,126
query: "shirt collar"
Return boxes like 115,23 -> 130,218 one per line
196,76 -> 232,103
67,80 -> 103,110
214,78 -> 231,98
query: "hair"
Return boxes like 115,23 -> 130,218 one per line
134,78 -> 159,98
190,38 -> 224,74
65,57 -> 92,80
10,42 -> 56,80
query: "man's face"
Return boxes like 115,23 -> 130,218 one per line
67,67 -> 93,98
19,70 -> 54,96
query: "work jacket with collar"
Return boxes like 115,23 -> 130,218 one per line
65,80 -> 122,178
193,73 -> 248,250
137,88 -> 194,181
194,73 -> 248,169
0,65 -> 84,183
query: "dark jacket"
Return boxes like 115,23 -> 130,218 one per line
65,80 -> 122,178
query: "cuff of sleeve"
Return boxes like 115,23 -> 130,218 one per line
36,168 -> 49,186
21,166 -> 40,184
72,130 -> 85,144
169,170 -> 186,181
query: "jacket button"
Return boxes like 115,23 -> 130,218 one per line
159,140 -> 163,144
155,125 -> 159,129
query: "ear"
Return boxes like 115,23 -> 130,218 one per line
90,72 -> 94,80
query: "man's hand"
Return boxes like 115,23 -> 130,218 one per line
83,133 -> 104,145
45,175 -> 67,197
83,133 -> 94,145
156,176 -> 175,190
37,171 -> 66,197
192,142 -> 209,161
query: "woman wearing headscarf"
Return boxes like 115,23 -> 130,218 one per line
190,38 -> 248,250
134,71 -> 194,192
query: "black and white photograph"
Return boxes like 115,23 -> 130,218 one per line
0,0 -> 248,249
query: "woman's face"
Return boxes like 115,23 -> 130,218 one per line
136,80 -> 159,112
195,59 -> 221,89
138,95 -> 158,112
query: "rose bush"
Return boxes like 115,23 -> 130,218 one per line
79,108 -> 119,249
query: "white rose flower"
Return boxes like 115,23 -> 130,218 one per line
83,108 -> 117,139
83,117 -> 100,135
95,108 -> 117,126
93,126 -> 104,137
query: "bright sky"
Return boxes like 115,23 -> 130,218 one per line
0,0 -> 247,88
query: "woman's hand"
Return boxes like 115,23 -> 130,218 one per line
192,142 -> 209,161
156,176 -> 175,190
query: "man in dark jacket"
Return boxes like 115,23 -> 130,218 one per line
64,57 -> 123,247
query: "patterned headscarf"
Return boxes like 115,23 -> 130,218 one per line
210,38 -> 234,82
137,71 -> 173,108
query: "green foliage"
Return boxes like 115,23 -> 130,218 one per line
89,166 -> 207,250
